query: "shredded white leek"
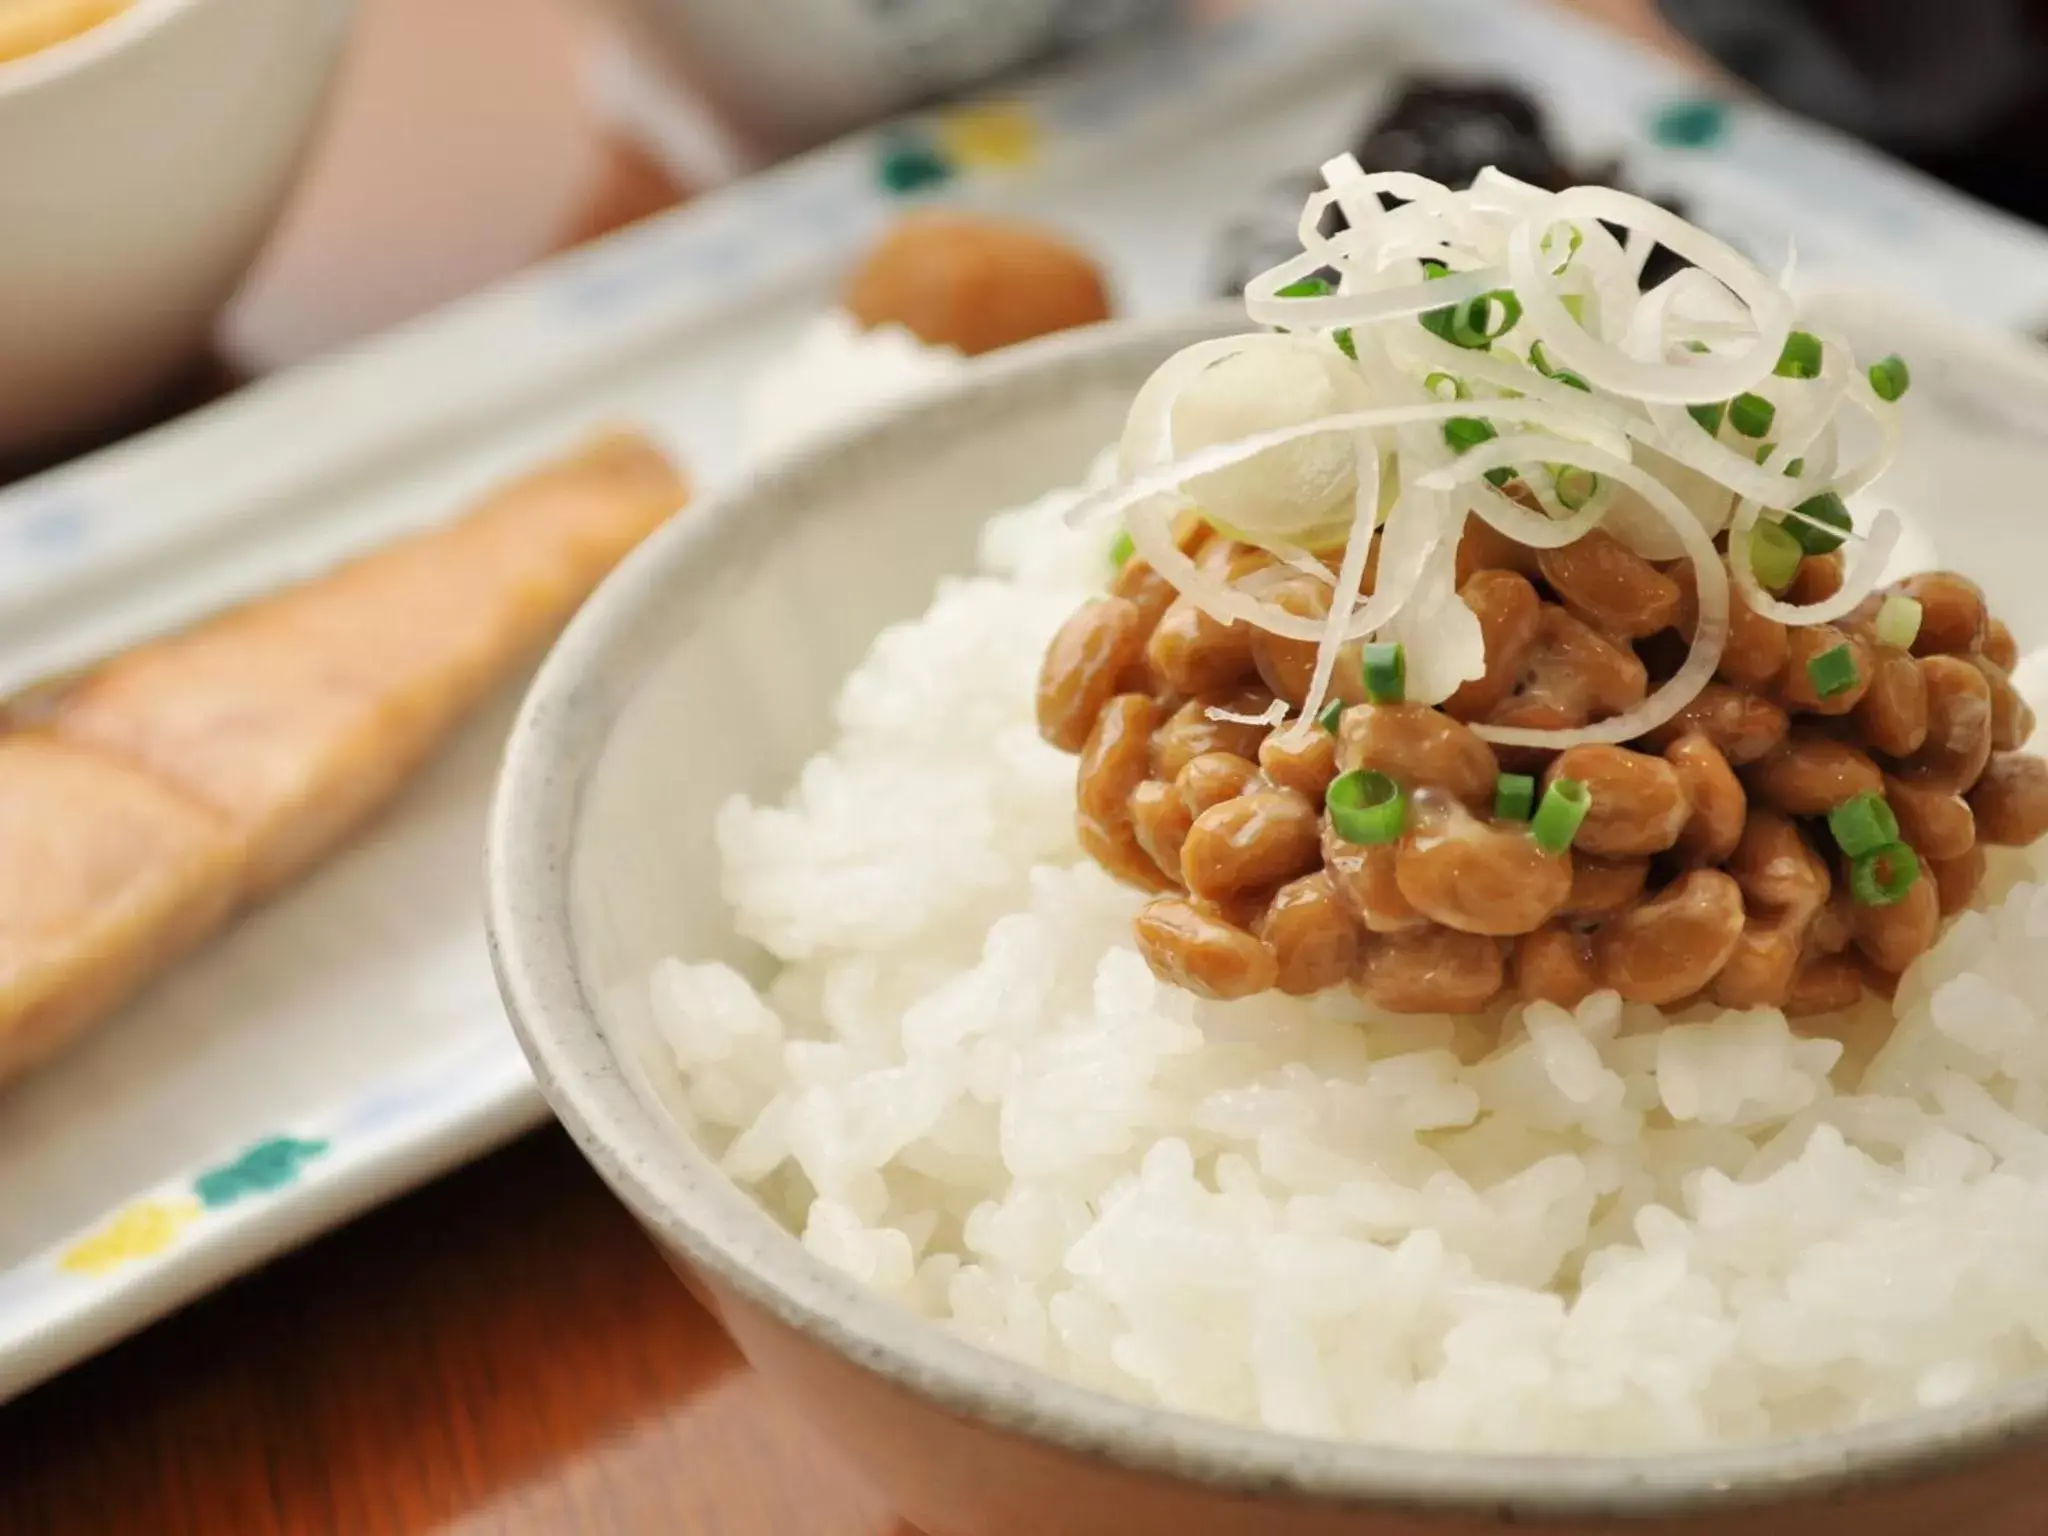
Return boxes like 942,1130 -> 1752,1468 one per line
1083,167 -> 1906,744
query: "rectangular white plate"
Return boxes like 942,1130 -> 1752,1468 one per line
5,0 -> 2048,1407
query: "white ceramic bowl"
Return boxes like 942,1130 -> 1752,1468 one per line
486,313 -> 2048,1535
605,0 -> 1167,154
0,0 -> 354,454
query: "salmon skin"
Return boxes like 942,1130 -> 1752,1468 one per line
0,430 -> 687,1087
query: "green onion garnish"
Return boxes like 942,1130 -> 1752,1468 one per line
1108,529 -> 1134,570
1775,330 -> 1823,379
1277,275 -> 1334,298
1528,340 -> 1590,391
1426,288 -> 1521,349
1443,416 -> 1513,487
1316,698 -> 1345,734
1806,642 -> 1860,699
1495,773 -> 1536,822
1552,465 -> 1599,511
1443,416 -> 1496,453
1686,400 -> 1727,435
1749,520 -> 1804,593
1828,792 -> 1900,859
1868,354 -> 1911,403
1751,444 -> 1808,476
1333,327 -> 1357,360
1728,392 -> 1776,438
1849,843 -> 1920,907
1560,292 -> 1588,325
1448,290 -> 1523,347
1362,641 -> 1406,704
1787,490 -> 1851,555
1327,770 -> 1407,845
1531,778 -> 1591,853
1542,223 -> 1583,273
1875,592 -> 1923,650
1416,262 -> 1459,345
1425,371 -> 1468,401
1684,340 -> 1711,354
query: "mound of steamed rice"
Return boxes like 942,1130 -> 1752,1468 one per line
656,337 -> 2048,1454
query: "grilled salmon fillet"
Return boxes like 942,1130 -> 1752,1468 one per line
0,736 -> 240,1085
2,430 -> 686,1085
49,432 -> 685,895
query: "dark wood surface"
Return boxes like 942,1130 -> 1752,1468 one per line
0,2 -> 1692,1532
0,1131 -> 900,1536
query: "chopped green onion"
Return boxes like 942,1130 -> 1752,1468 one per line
1683,340 -> 1711,354
1728,392 -> 1776,437
1447,290 -> 1523,347
1333,327 -> 1357,360
1443,416 -> 1512,487
1787,490 -> 1851,555
1531,778 -> 1591,853
1327,770 -> 1407,845
1751,444 -> 1809,477
1806,642 -> 1860,699
1443,416 -> 1496,453
1868,353 -> 1911,403
1416,263 -> 1460,343
1552,465 -> 1599,511
1828,792 -> 1900,859
1560,292 -> 1588,325
1875,592 -> 1923,650
1775,329 -> 1823,379
1527,340 -> 1589,391
1108,529 -> 1134,570
1277,275 -> 1334,298
1316,698 -> 1346,734
1362,642 -> 1406,704
1424,371 -> 1468,401
1495,773 -> 1536,822
1686,399 -> 1727,435
1849,843 -> 1920,907
1542,223 -> 1582,273
1748,520 -> 1804,593
1423,289 -> 1522,350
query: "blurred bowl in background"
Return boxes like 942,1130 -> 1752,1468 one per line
0,0 -> 355,457
606,0 -> 1173,158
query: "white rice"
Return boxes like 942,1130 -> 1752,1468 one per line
742,311 -> 966,463
658,323 -> 2048,1452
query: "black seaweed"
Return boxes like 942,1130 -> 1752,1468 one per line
1216,77 -> 1693,298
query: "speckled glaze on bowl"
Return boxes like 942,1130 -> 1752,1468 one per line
485,313 -> 2048,1535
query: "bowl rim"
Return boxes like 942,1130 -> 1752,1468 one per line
0,0 -> 201,96
484,309 -> 2048,1519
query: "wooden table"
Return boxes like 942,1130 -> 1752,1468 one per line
0,2 -> 1700,1532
